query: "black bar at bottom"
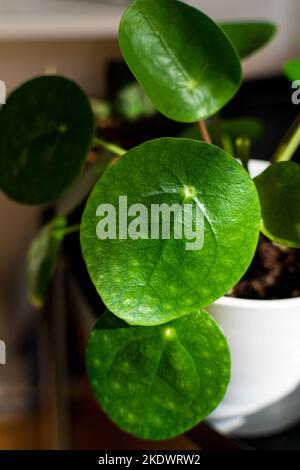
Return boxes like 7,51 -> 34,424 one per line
0,450 -> 298,467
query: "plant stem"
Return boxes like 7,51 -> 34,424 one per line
63,224 -> 80,236
198,120 -> 212,144
235,136 -> 251,172
93,137 -> 126,157
272,114 -> 300,163
222,134 -> 234,156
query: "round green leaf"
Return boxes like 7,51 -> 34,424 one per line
254,162 -> 300,248
0,76 -> 94,205
86,310 -> 230,440
220,22 -> 277,60
119,0 -> 242,123
27,216 -> 67,309
284,59 -> 300,83
81,138 -> 261,326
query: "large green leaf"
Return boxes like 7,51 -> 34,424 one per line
81,138 -> 260,326
86,310 -> 230,440
27,217 -> 67,309
119,0 -> 241,123
284,59 -> 300,83
220,22 -> 277,60
254,162 -> 300,248
0,76 -> 94,205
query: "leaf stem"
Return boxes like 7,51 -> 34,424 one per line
222,134 -> 234,156
272,114 -> 300,163
93,137 -> 126,157
235,136 -> 251,172
63,224 -> 80,236
198,120 -> 212,144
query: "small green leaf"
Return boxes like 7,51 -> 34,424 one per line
86,310 -> 230,440
220,22 -> 277,60
220,116 -> 264,141
180,116 -> 264,143
114,82 -> 156,121
119,0 -> 241,123
81,138 -> 261,326
284,59 -> 300,83
254,162 -> 300,248
0,76 -> 94,205
27,217 -> 67,309
90,98 -> 112,120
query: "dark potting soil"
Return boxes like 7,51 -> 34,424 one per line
228,235 -> 300,300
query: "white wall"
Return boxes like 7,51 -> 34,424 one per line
0,38 -> 120,95
187,0 -> 300,78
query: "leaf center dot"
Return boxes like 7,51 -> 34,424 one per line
164,327 -> 175,339
181,185 -> 197,202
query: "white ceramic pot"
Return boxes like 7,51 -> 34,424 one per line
207,160 -> 300,437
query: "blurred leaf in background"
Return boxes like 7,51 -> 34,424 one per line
220,22 -> 277,60
180,116 -> 264,144
284,58 -> 300,84
114,82 -> 156,121
27,217 -> 67,309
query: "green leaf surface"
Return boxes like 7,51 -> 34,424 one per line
0,76 -> 94,205
27,217 -> 67,309
114,82 -> 156,121
86,310 -> 230,440
284,59 -> 300,83
254,162 -> 300,248
220,22 -> 277,60
119,0 -> 241,123
181,116 -> 264,143
81,138 -> 261,326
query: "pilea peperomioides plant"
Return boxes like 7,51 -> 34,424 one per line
0,0 -> 299,441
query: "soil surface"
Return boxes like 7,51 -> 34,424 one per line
228,235 -> 300,300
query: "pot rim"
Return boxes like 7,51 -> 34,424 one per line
215,295 -> 300,309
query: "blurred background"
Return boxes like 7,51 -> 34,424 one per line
0,0 -> 299,450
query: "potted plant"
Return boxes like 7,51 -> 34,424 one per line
0,0 -> 299,442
